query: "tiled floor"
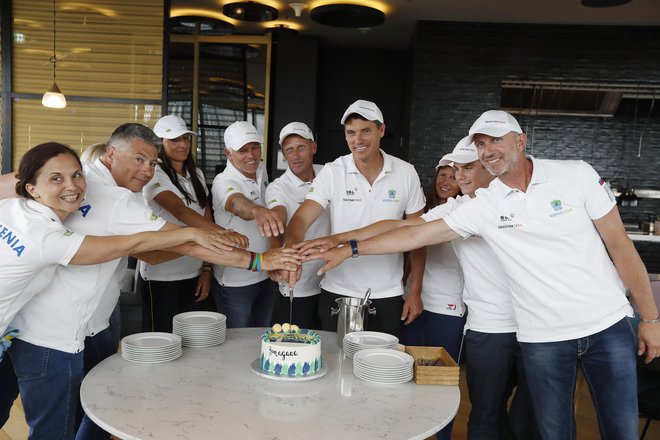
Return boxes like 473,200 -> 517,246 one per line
2,367 -> 658,439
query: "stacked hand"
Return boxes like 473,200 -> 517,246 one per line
192,227 -> 242,253
254,207 -> 285,238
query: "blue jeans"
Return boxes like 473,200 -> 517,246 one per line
9,338 -> 84,440
520,318 -> 637,440
75,327 -> 116,440
219,279 -> 276,328
464,330 -> 537,440
0,357 -> 19,427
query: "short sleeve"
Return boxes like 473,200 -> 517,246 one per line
404,166 -> 426,215
108,193 -> 166,235
305,165 -> 333,209
41,227 -> 86,266
578,161 -> 616,221
421,198 -> 456,222
443,195 -> 484,238
212,174 -> 244,211
265,181 -> 287,210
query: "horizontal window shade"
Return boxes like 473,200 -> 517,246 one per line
12,99 -> 161,169
13,0 -> 162,99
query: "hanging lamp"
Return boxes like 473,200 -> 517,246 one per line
42,0 -> 66,109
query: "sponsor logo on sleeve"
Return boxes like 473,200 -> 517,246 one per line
599,177 -> 616,202
225,186 -> 235,194
150,213 -> 159,221
151,182 -> 161,190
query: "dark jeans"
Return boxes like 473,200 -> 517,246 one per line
0,357 -> 19,427
75,327 -> 117,440
318,289 -> 404,338
217,279 -> 277,328
271,292 -> 321,329
464,330 -> 537,440
520,318 -> 637,440
9,338 -> 84,440
401,310 -> 466,361
140,276 -> 202,333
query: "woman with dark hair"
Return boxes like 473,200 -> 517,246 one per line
139,115 -> 238,331
0,142 -> 230,434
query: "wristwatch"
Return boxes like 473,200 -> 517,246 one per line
348,239 -> 359,258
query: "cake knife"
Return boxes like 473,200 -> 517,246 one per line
289,286 -> 294,324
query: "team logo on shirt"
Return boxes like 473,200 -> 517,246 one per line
149,213 -> 159,221
225,186 -> 235,193
549,199 -> 573,218
63,230 -> 73,236
346,188 -> 357,196
383,188 -> 400,203
497,213 -> 522,229
446,304 -> 457,311
343,187 -> 361,202
78,200 -> 91,217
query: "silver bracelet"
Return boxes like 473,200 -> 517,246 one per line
640,316 -> 660,324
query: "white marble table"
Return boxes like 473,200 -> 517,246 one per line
80,328 -> 460,440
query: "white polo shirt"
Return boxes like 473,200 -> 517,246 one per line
140,166 -> 208,281
306,150 -> 426,299
444,157 -> 632,342
0,199 -> 84,336
12,159 -> 165,352
211,160 -> 269,287
406,198 -> 463,316
424,195 -> 517,333
266,164 -> 330,298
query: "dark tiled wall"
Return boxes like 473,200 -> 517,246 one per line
408,22 -> 660,213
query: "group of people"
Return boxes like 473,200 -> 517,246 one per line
0,98 -> 658,440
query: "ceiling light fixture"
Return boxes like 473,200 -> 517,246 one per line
223,2 -> 279,22
310,3 -> 385,28
42,0 -> 66,109
289,2 -> 308,17
580,0 -> 632,7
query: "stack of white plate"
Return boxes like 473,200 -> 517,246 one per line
172,311 -> 227,347
353,348 -> 414,384
121,332 -> 182,364
343,331 -> 399,359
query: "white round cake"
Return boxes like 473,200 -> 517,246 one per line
259,324 -> 321,376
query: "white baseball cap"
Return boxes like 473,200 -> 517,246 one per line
153,115 -> 196,139
468,110 -> 522,143
224,121 -> 261,151
436,136 -> 478,169
340,99 -> 384,124
279,122 -> 314,146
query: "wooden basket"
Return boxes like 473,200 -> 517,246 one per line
404,346 -> 459,385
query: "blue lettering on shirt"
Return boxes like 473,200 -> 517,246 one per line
0,223 -> 24,257
78,204 -> 91,217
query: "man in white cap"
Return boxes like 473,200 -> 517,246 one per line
211,121 -> 283,328
265,122 -> 330,328
285,100 -> 426,337
298,137 -> 537,439
303,110 -> 660,440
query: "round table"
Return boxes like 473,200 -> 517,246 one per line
80,328 -> 460,439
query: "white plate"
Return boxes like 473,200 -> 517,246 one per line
122,332 -> 181,349
173,311 -> 226,325
353,348 -> 414,369
250,359 -> 327,382
122,351 -> 182,364
344,331 -> 399,346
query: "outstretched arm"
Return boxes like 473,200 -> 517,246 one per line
306,219 -> 461,275
225,193 -> 284,238
594,207 -> 660,364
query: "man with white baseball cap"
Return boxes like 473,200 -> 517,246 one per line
211,121 -> 283,328
304,109 -> 659,440
265,122 -> 330,328
285,99 -> 426,338
298,136 -> 537,439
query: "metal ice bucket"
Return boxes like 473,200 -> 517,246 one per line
331,297 -> 376,346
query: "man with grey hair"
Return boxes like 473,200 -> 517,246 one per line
303,110 -> 659,440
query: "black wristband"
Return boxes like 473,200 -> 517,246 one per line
247,252 -> 255,270
348,239 -> 359,258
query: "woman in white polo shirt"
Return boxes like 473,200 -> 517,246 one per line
139,115 -> 244,332
0,142 -> 231,437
